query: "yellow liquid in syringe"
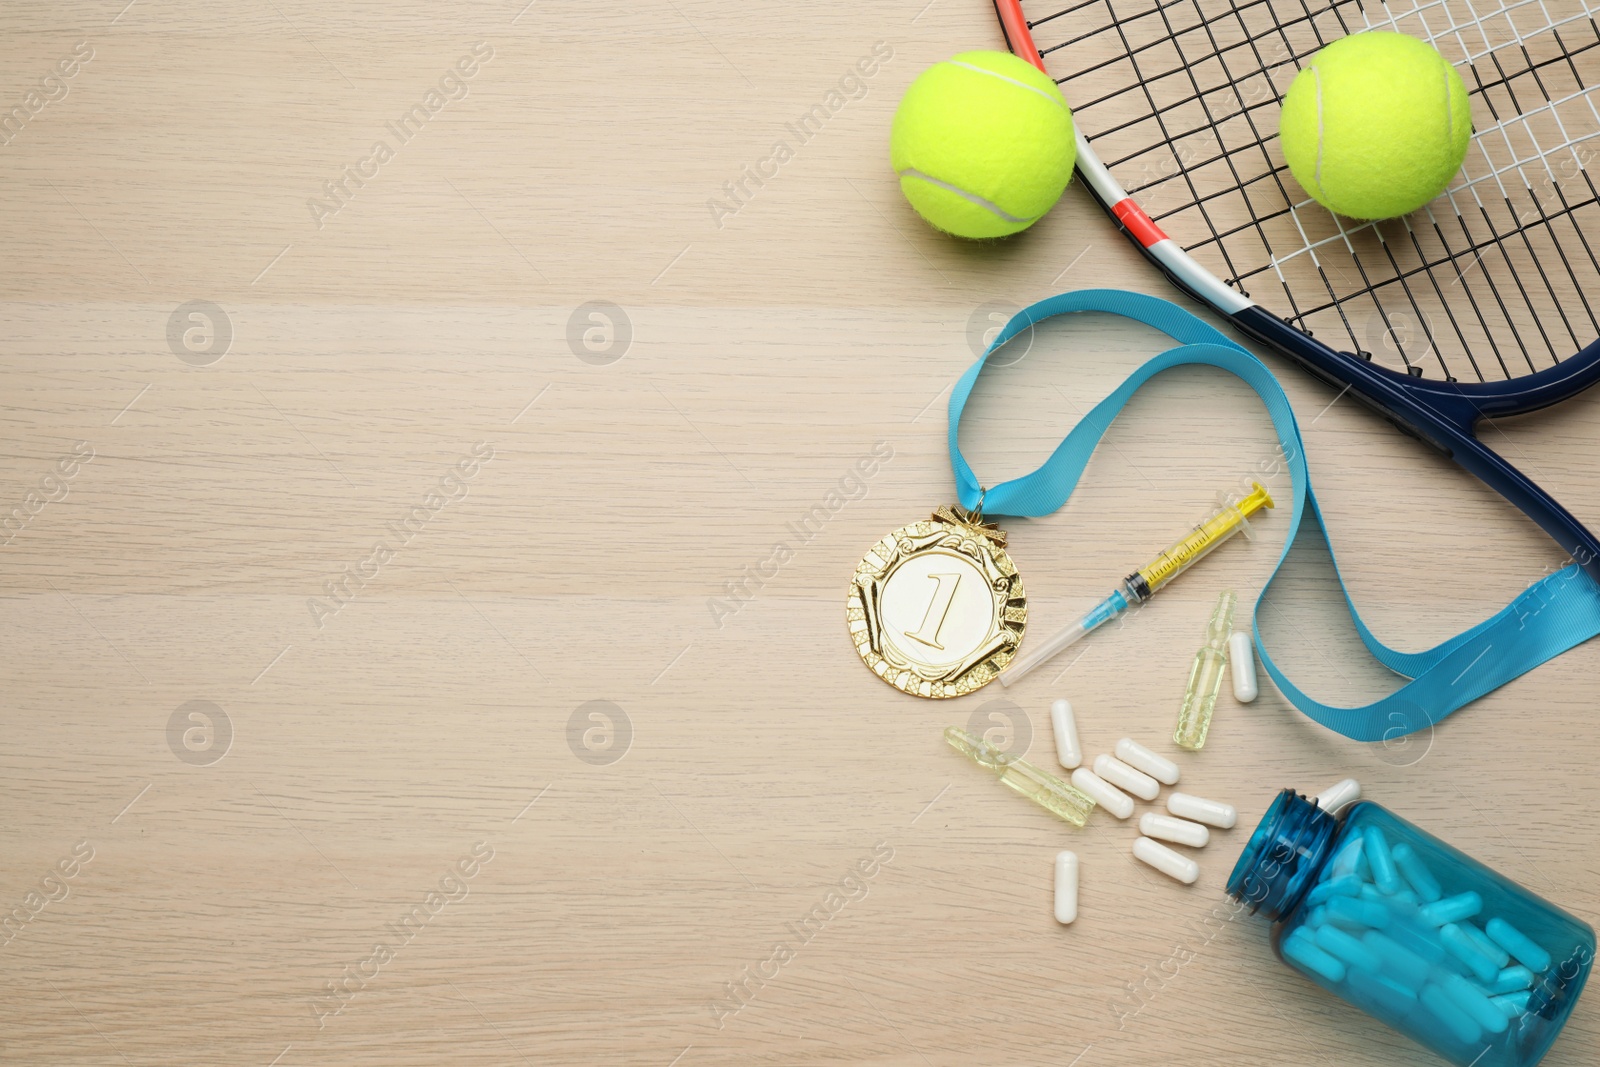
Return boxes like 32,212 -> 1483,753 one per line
1132,483 -> 1274,597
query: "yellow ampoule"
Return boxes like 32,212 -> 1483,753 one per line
1175,589 -> 1237,750
944,726 -> 1096,827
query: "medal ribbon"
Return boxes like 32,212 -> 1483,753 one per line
948,289 -> 1600,742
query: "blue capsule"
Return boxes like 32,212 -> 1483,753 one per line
1419,891 -> 1482,928
1362,882 -> 1419,918
1392,841 -> 1443,903
1420,982 -> 1483,1045
1440,923 -> 1503,983
1460,922 -> 1511,968
1385,915 -> 1451,966
1492,990 -> 1532,1020
1284,927 -> 1346,983
1304,873 -> 1363,907
1440,972 -> 1509,1035
1364,826 -> 1402,894
1347,964 -> 1419,1011
1484,965 -> 1535,995
1326,894 -> 1392,931
1360,929 -> 1430,991
1486,917 -> 1553,973
1314,924 -> 1383,973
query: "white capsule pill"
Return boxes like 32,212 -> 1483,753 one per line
1114,737 -> 1179,785
1054,850 -> 1079,925
1071,767 -> 1135,819
1139,811 -> 1210,848
1314,778 -> 1362,816
1093,753 -> 1161,801
1050,699 -> 1082,770
1166,791 -> 1237,829
1133,836 -> 1200,884
1228,630 -> 1258,702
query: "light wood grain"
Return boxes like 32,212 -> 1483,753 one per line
3,3 -> 1598,1065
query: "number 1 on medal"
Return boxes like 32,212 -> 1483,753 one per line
904,572 -> 962,650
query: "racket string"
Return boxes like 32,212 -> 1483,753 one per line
1022,0 -> 1600,381
1458,16 -> 1590,371
1496,26 -> 1600,349
1472,29 -> 1572,360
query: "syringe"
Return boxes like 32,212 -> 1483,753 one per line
999,482 -> 1274,687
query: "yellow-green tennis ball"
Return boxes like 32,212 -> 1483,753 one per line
891,51 -> 1076,239
1279,31 -> 1471,220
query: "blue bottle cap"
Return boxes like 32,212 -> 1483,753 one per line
1227,788 -> 1340,920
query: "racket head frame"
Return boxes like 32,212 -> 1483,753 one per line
991,0 -> 1600,576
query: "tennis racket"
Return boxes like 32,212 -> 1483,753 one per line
993,0 -> 1600,579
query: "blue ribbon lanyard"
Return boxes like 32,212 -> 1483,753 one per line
950,289 -> 1600,742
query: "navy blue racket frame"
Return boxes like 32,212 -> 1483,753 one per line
991,0 -> 1600,581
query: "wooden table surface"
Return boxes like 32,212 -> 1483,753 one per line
4,3 -> 1598,1065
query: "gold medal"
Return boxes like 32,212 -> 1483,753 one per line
846,504 -> 1026,698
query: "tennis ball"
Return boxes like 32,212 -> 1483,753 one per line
891,51 -> 1076,239
1279,31 -> 1471,220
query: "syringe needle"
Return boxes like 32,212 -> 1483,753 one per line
944,726 -> 1096,827
999,590 -> 1127,687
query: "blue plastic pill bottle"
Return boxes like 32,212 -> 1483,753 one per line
1227,789 -> 1594,1067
